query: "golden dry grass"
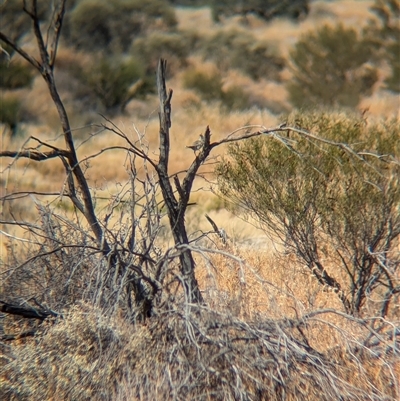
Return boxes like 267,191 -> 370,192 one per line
1,270 -> 398,400
1,1 -> 397,189
1,2 -> 399,398
176,1 -> 377,55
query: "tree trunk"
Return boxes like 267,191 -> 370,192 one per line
156,59 -> 203,304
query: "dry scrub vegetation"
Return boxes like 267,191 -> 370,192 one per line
1,1 -> 399,400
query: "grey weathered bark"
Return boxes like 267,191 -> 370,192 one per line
155,59 -> 204,304
0,300 -> 61,320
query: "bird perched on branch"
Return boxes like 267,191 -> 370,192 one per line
186,134 -> 204,152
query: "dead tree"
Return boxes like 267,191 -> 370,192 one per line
0,1 -> 302,318
2,0 -> 396,326
0,0 -> 108,253
154,60 -> 205,303
0,1 -> 214,314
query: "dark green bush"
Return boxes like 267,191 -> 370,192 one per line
202,29 -> 284,81
67,0 -> 114,51
220,85 -> 251,111
364,0 -> 400,92
183,68 -> 251,110
211,0 -> 309,22
183,69 -> 224,102
0,0 -> 49,41
287,24 -> 378,108
66,0 -> 177,53
0,59 -> 34,89
384,42 -> 400,92
217,111 -> 400,316
0,96 -> 21,135
131,32 -> 191,75
72,56 -> 147,113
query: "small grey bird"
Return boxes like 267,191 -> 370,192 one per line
186,134 -> 204,152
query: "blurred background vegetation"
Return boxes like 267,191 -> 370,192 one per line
1,0 -> 399,136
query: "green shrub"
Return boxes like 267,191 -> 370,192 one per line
211,0 -> 310,22
0,0 -> 49,41
183,69 -> 224,101
73,56 -> 148,113
66,0 -> 177,53
0,96 -> 21,135
183,69 -> 251,110
364,0 -> 400,92
131,32 -> 191,74
384,43 -> 400,92
202,29 -> 284,81
0,59 -> 34,89
220,85 -> 251,111
217,111 -> 400,316
287,24 -> 378,108
67,0 -> 114,51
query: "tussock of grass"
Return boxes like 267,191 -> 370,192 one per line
2,230 -> 398,400
1,301 -> 397,401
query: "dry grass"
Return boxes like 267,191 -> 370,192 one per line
175,1 -> 376,56
1,2 -> 399,399
1,1 -> 397,186
1,279 -> 398,400
1,215 -> 399,399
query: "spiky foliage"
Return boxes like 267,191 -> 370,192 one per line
287,24 -> 378,108
217,111 -> 400,316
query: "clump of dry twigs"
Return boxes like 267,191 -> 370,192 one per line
1,290 -> 398,401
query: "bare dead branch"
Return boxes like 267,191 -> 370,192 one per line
29,0 -> 51,73
0,148 -> 69,161
205,214 -> 227,244
99,117 -> 157,168
0,300 -> 61,320
157,59 -> 172,171
0,0 -> 108,251
48,0 -> 66,68
155,59 -> 203,303
209,124 -> 400,168
59,156 -> 85,214
0,32 -> 41,69
173,175 -> 185,200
